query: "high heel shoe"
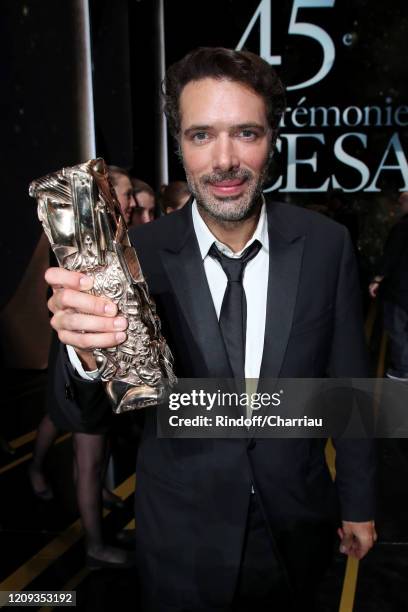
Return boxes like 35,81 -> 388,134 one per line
102,489 -> 125,510
28,463 -> 54,501
86,548 -> 135,570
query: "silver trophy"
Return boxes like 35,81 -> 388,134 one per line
29,158 -> 177,413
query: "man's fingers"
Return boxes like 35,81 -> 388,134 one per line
352,538 -> 373,560
339,533 -> 354,554
45,267 -> 94,291
44,267 -> 121,351
52,312 -> 128,334
339,526 -> 376,559
58,330 -> 127,351
48,288 -> 117,317
355,531 -> 376,559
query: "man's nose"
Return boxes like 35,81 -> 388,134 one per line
212,134 -> 239,172
130,194 -> 137,208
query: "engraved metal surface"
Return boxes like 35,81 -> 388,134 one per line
29,158 -> 176,413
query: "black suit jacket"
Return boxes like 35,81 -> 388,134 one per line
377,213 -> 408,311
56,199 -> 375,610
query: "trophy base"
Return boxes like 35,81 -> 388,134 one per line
106,380 -> 168,414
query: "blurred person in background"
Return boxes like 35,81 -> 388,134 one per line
108,165 -> 137,225
369,191 -> 408,381
160,181 -> 191,214
130,178 -> 156,226
28,339 -> 131,569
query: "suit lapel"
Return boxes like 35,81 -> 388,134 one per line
158,201 -> 305,384
159,206 -> 232,378
259,203 -> 306,381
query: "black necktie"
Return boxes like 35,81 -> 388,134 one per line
209,240 -> 262,380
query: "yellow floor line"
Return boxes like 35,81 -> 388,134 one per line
0,474 -> 135,601
37,515 -> 137,612
0,433 -> 72,476
0,521 -> 85,596
9,430 -> 37,450
339,557 -> 359,612
37,567 -> 90,612
325,438 -> 336,480
338,324 -> 387,611
364,301 -> 377,343
370,331 -> 387,425
376,332 -> 388,378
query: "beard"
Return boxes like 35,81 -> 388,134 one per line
184,164 -> 268,223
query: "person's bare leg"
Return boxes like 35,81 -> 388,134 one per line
101,438 -> 125,509
29,414 -> 58,498
73,432 -> 128,564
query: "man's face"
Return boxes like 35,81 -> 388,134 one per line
133,191 -> 155,225
114,175 -> 136,224
179,78 -> 272,222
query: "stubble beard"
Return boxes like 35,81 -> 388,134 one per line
184,164 -> 269,224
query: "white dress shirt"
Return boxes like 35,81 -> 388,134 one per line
69,200 -> 269,381
191,201 -> 269,379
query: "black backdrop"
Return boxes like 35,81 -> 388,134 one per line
162,0 -> 408,195
1,0 -> 407,309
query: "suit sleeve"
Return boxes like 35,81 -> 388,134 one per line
53,341 -> 109,417
329,227 -> 376,522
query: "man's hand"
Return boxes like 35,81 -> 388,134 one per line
45,267 -> 128,370
338,520 -> 377,560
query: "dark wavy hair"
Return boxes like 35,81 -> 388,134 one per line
163,47 -> 286,146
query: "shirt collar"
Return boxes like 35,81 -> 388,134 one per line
192,197 -> 269,260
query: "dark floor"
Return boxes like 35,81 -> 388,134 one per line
0,306 -> 407,611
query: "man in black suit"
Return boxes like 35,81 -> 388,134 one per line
369,191 -> 408,381
46,48 -> 376,611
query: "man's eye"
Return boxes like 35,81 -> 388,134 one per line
192,132 -> 209,143
239,129 -> 257,140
